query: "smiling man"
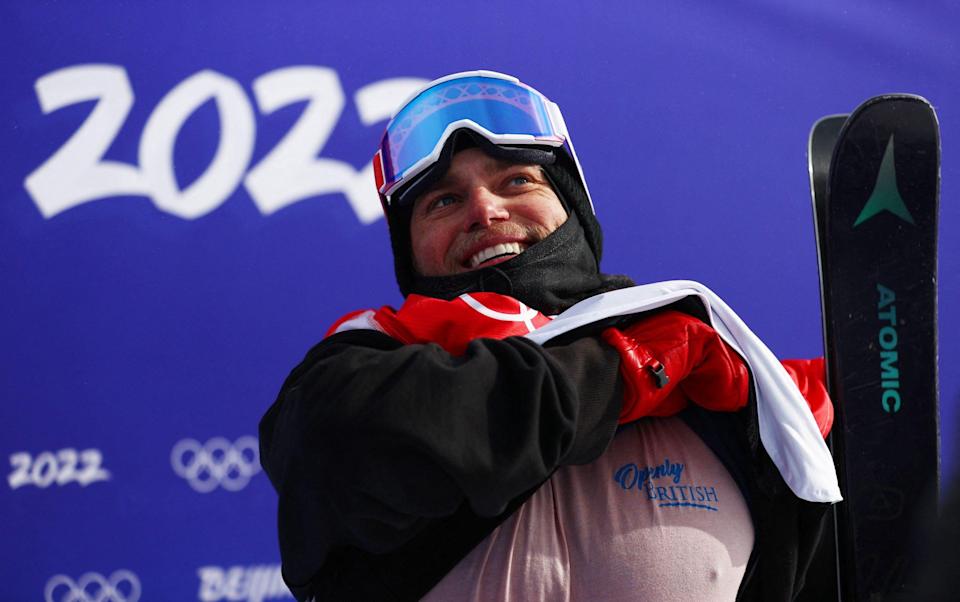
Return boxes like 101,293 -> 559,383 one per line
259,71 -> 838,602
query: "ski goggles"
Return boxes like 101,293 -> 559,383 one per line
373,71 -> 572,207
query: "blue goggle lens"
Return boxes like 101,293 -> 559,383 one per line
378,76 -> 562,195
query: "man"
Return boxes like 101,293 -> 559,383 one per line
259,71 -> 839,601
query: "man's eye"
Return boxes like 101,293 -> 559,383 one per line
510,175 -> 531,186
429,194 -> 456,211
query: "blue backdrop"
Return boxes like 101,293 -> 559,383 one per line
2,1 -> 957,600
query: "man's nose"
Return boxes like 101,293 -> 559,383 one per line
464,188 -> 510,231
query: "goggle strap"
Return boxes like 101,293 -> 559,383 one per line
374,150 -> 391,214
545,101 -> 595,214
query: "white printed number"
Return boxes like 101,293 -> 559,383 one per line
25,64 -> 426,223
8,448 -> 111,489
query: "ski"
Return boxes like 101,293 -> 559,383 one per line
810,114 -> 848,260
805,112 -> 848,602
811,95 -> 940,600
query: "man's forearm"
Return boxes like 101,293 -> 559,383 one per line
259,329 -> 622,553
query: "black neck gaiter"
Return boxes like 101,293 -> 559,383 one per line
407,212 -> 634,315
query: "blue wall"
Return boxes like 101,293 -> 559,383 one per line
2,1 -> 957,600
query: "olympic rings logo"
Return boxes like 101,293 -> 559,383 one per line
170,436 -> 261,493
44,570 -> 141,602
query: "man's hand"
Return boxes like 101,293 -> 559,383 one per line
602,310 -> 750,424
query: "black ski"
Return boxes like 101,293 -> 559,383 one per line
811,95 -> 940,601
810,114 -> 848,256
805,113 -> 848,602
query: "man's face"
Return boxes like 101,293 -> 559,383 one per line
409,148 -> 568,277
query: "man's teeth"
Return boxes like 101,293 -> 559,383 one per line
469,242 -> 525,268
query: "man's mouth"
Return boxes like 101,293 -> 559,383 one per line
468,242 -> 527,269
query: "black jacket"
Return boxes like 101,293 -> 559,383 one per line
259,321 -> 832,601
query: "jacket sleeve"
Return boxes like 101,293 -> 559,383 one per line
258,328 -> 622,584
